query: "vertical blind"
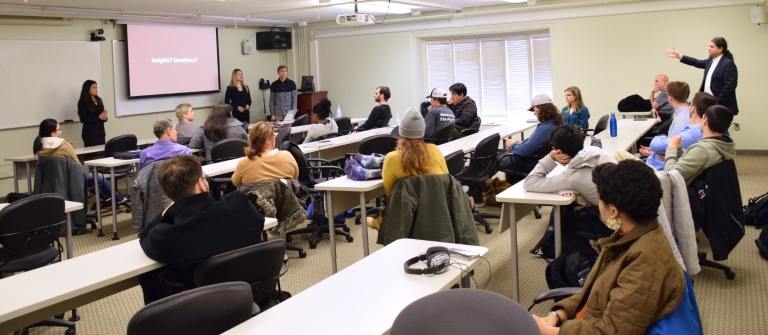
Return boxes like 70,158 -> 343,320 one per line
426,34 -> 552,122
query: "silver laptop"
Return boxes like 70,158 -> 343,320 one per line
283,109 -> 298,121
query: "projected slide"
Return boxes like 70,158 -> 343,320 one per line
127,24 -> 220,98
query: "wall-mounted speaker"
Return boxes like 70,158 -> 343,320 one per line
752,6 -> 766,25
242,39 -> 253,55
256,31 -> 292,50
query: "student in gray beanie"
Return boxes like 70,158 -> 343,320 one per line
369,108 -> 449,230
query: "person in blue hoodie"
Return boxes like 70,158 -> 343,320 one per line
500,94 -> 564,175
561,86 -> 590,130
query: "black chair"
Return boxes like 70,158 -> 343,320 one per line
584,114 -> 610,136
280,142 -> 353,249
427,123 -> 455,145
0,194 -> 77,334
497,142 -> 552,185
346,134 -> 399,224
391,126 -> 400,137
207,139 -> 248,199
175,136 -> 192,146
373,117 -> 391,128
637,118 -> 672,150
391,289 -> 539,335
127,282 -> 253,335
274,126 -> 292,146
460,128 -> 479,137
96,134 -> 137,211
445,150 -> 493,234
453,134 -> 502,234
311,132 -> 343,142
335,117 -> 352,135
292,114 -> 309,127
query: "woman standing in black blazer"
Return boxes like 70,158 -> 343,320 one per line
224,69 -> 252,131
77,80 -> 108,147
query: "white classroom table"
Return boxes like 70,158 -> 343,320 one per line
314,120 -> 538,274
0,217 -> 278,333
4,138 -> 157,194
495,117 -> 659,302
255,117 -> 367,131
297,126 -> 394,161
0,200 -> 83,260
82,157 -> 139,240
619,111 -> 654,119
222,238 -> 488,335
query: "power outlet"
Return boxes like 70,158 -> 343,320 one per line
734,123 -> 740,131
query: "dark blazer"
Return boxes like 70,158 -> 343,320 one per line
680,55 -> 739,115
77,100 -> 107,147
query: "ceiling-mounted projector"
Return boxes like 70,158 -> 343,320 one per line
336,13 -> 375,25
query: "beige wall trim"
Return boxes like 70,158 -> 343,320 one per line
736,150 -> 768,156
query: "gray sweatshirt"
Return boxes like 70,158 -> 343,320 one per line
523,146 -> 615,206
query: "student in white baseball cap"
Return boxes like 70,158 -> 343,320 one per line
424,88 -> 456,140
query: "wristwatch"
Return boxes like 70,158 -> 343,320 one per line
549,311 -> 563,327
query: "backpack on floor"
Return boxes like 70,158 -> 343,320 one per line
530,206 -> 612,259
756,227 -> 768,260
545,249 -> 598,289
744,191 -> 768,228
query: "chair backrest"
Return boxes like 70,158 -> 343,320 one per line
460,128 -> 479,136
374,117 -> 391,128
0,193 -> 65,252
105,134 -> 138,156
470,133 -> 501,172
279,141 -> 312,183
194,240 -> 287,303
210,138 -> 248,163
593,115 -> 610,135
444,150 -> 465,177
391,289 -> 539,335
657,118 -> 673,136
274,126 -> 292,146
127,282 -> 253,335
175,136 -> 192,146
313,132 -> 343,142
359,134 -> 399,155
335,117 -> 352,135
531,140 -> 554,159
430,123 -> 455,145
391,126 -> 400,137
292,114 -> 309,127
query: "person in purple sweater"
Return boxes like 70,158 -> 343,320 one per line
139,117 -> 191,169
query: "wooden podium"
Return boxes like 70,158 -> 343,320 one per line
297,91 -> 327,118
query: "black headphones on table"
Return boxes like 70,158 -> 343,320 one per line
403,246 -> 451,275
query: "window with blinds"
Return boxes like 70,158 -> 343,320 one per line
425,34 -> 552,123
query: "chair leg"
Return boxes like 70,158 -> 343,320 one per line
473,213 -> 494,234
698,252 -> 736,280
285,242 -> 306,258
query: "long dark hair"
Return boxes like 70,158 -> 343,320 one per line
203,104 -> 232,143
33,119 -> 59,155
711,37 -> 733,61
77,80 -> 103,115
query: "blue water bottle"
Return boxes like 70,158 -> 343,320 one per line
609,112 -> 617,137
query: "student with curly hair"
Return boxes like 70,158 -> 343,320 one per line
304,98 -> 338,143
532,160 -> 686,335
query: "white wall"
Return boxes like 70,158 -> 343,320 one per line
309,4 -> 767,150
0,20 -> 287,194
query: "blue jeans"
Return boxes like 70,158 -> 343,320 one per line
87,174 -> 123,201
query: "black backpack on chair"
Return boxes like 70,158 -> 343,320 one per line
744,191 -> 768,228
545,249 -> 598,290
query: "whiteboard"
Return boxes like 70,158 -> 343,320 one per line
0,40 -> 101,130
112,41 -> 220,117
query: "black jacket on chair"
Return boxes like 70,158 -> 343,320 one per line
139,191 -> 264,287
33,156 -> 89,233
687,159 -> 745,261
680,55 -> 739,115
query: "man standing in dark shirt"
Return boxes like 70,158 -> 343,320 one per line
269,65 -> 298,121
138,155 -> 264,304
355,86 -> 392,131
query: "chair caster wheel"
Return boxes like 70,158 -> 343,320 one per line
125,208 -> 131,214
285,236 -> 293,242
534,213 -> 542,219
725,271 -> 736,280
485,227 -> 493,234
355,217 -> 362,225
309,242 -> 317,249
65,328 -> 76,335
342,226 -> 350,233
346,236 -> 354,243
299,251 -> 307,258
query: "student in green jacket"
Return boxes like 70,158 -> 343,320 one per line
664,105 -> 735,185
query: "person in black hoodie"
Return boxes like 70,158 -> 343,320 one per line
138,155 -> 264,304
355,86 -> 392,131
448,83 -> 480,139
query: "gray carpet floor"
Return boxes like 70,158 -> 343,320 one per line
16,156 -> 768,335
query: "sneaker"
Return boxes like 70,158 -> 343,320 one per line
116,197 -> 129,206
366,216 -> 382,231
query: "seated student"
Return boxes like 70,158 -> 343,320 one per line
303,98 -> 338,143
33,119 -> 126,208
369,108 -> 449,230
138,155 -> 264,304
561,86 -> 590,130
448,83 -> 481,139
189,104 -> 248,161
354,86 -> 392,131
532,160 -> 685,335
645,92 -> 718,170
423,88 -> 455,140
139,117 -> 191,169
231,121 -> 299,187
174,103 -> 199,138
500,94 -> 564,175
664,105 -> 735,185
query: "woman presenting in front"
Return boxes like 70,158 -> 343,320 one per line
77,80 -> 108,147
562,86 -> 590,130
532,160 -> 685,335
224,69 -> 252,131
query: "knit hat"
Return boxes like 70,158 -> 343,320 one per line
528,94 -> 553,111
399,108 -> 425,139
